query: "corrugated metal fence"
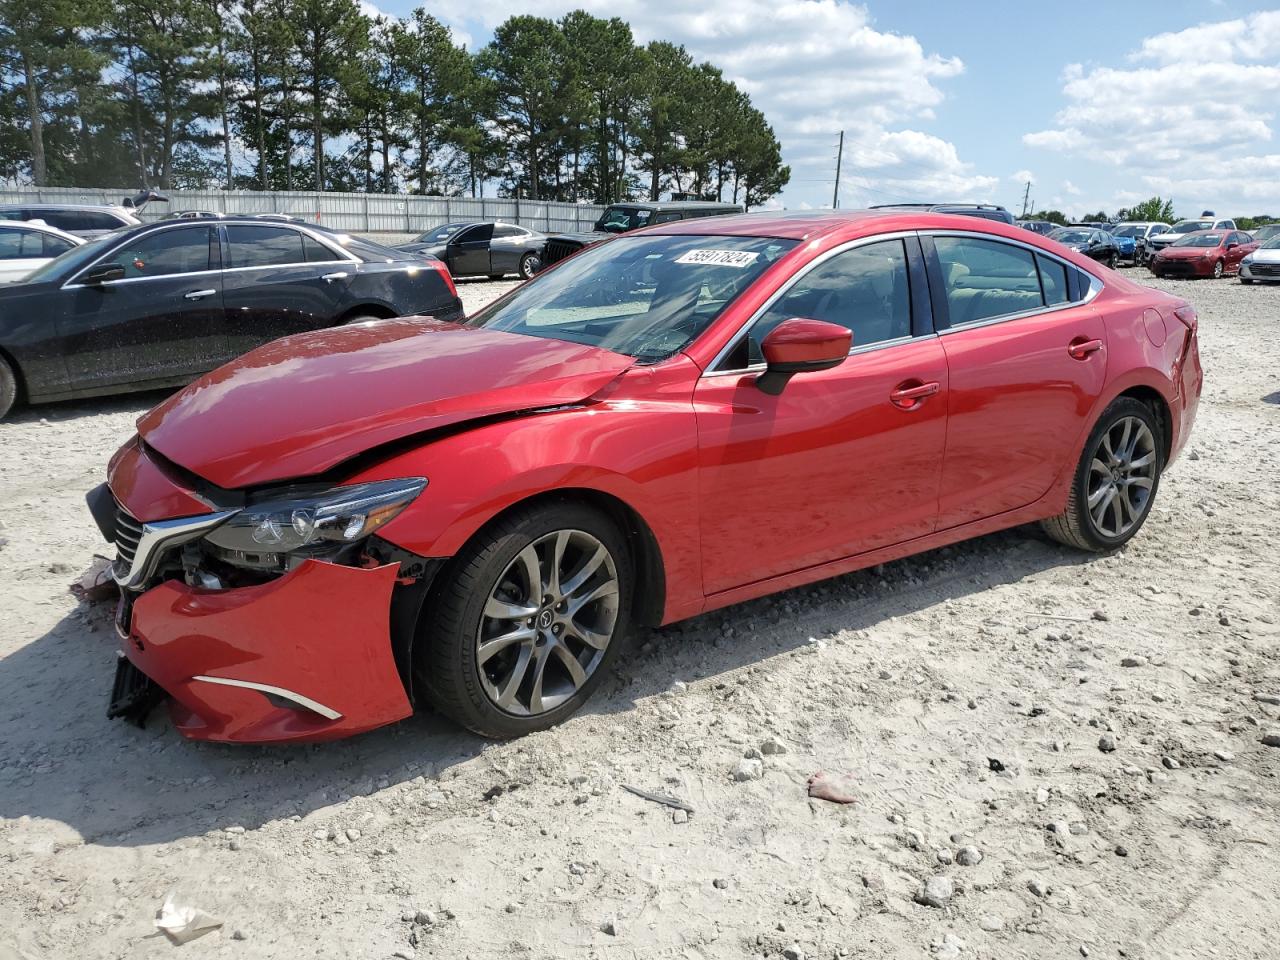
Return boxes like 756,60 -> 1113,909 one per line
0,186 -> 606,241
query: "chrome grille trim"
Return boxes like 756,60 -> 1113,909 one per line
112,507 -> 240,591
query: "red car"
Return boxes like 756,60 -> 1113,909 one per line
90,211 -> 1202,743
1149,228 -> 1257,278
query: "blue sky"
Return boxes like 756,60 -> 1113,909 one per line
368,0 -> 1280,219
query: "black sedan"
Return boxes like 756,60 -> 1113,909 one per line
1047,227 -> 1121,268
396,221 -> 545,280
0,218 -> 462,419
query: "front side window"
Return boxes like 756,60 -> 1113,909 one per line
227,225 -> 306,268
596,206 -> 652,233
456,224 -> 494,244
470,233 -> 796,362
0,229 -> 42,260
934,236 -> 1043,325
105,227 -> 214,279
747,239 -> 911,358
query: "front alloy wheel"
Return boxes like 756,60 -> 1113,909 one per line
477,529 -> 619,716
1041,397 -> 1163,551
419,501 -> 632,737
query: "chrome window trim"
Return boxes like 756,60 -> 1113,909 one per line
61,221 -> 358,290
703,230 -> 919,376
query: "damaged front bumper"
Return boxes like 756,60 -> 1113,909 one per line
90,439 -> 440,744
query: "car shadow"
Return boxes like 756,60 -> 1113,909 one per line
5,388 -> 174,425
0,524 -> 1087,848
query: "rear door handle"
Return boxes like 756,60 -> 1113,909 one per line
1068,337 -> 1104,360
890,380 -> 940,409
321,272 -> 350,283
183,289 -> 217,301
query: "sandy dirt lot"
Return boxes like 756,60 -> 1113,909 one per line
1,273 -> 1278,960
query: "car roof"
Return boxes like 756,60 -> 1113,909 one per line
0,220 -> 83,241
0,202 -> 133,216
606,200 -> 743,212
643,208 -> 1040,242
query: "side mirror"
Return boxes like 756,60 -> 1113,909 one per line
81,263 -> 126,285
756,318 -> 852,395
1227,241 -> 1239,249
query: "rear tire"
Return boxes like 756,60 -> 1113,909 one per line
0,355 -> 17,420
1107,252 -> 1118,269
418,500 -> 633,738
519,252 -> 539,279
1041,397 -> 1163,552
1212,260 -> 1224,279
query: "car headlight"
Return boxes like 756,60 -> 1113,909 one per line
204,478 -> 427,560
1242,254 -> 1255,264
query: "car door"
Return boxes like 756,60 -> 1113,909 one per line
927,233 -> 1108,529
446,224 -> 494,276
1226,232 -> 1254,270
60,224 -> 225,389
488,224 -> 527,274
694,235 -> 948,595
220,224 -> 355,358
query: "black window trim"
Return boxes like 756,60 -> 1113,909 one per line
923,229 -> 1102,334
705,230 -> 931,377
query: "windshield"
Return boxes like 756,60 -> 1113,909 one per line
22,233 -> 119,283
469,233 -> 797,362
595,206 -> 652,234
1172,233 -> 1223,248
1171,220 -> 1212,233
1260,235 -> 1280,249
1253,225 -> 1280,241
1113,226 -> 1144,238
1050,229 -> 1093,244
414,223 -> 466,244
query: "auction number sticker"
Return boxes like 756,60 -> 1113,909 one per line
674,249 -> 760,268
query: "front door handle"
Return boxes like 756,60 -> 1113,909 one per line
890,380 -> 940,410
1068,337 -> 1104,360
183,288 -> 217,301
321,272 -> 350,283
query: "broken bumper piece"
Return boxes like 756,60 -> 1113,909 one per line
117,559 -> 413,743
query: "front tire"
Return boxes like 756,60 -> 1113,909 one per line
418,501 -> 633,738
1041,397 -> 1163,552
0,355 -> 17,420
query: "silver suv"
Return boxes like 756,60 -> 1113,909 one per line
0,204 -> 141,239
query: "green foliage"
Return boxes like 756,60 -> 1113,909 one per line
0,2 -> 790,205
1034,210 -> 1069,226
1116,196 -> 1175,223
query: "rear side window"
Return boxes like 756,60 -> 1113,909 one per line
227,225 -> 306,268
0,229 -> 42,259
43,234 -> 76,256
749,238 -> 911,355
302,234 -> 343,262
41,209 -> 124,232
1036,254 -> 1069,306
934,236 -> 1042,325
108,227 -> 214,278
492,224 -> 526,239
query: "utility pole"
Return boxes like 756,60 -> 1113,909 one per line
1020,180 -> 1032,218
833,130 -> 844,209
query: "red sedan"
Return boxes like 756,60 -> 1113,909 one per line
1150,228 -> 1257,278
90,211 -> 1202,743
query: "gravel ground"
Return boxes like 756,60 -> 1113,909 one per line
1,273 -> 1278,960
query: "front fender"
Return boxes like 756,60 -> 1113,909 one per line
348,390 -> 704,624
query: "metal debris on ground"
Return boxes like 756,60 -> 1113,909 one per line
621,783 -> 695,814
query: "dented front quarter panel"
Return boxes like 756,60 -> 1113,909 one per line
124,560 -> 411,743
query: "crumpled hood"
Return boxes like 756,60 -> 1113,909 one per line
138,317 -> 633,489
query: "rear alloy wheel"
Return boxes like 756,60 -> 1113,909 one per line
1041,397 -> 1163,552
1108,251 -> 1118,269
1212,260 -> 1224,279
519,252 -> 540,280
420,501 -> 632,738
0,355 -> 17,420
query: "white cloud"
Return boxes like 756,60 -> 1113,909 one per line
430,0 -> 993,208
1024,11 -> 1280,214
1011,169 -> 1034,185
1062,180 -> 1082,196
